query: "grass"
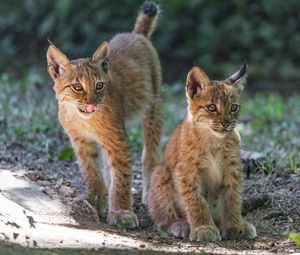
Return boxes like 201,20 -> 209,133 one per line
0,72 -> 299,176
289,232 -> 300,246
0,73 -> 62,158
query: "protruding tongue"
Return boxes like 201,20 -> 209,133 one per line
84,104 -> 97,113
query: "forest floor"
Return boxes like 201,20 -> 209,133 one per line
0,76 -> 299,254
0,143 -> 299,255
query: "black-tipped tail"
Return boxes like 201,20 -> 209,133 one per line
134,1 -> 159,38
142,1 -> 158,17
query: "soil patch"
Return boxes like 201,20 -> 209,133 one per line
0,143 -> 299,254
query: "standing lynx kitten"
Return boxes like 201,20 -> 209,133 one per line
46,2 -> 162,228
148,64 -> 257,241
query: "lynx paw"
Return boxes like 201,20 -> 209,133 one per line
107,210 -> 139,229
189,225 -> 221,242
167,220 -> 190,238
220,221 -> 257,240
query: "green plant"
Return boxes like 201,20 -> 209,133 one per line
58,147 -> 75,161
289,232 -> 300,246
88,191 -> 101,212
127,127 -> 143,154
115,214 -> 132,232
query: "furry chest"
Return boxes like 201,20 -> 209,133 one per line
200,151 -> 224,193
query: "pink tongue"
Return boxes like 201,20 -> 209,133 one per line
84,104 -> 97,113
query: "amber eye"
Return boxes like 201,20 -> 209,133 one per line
230,104 -> 240,113
95,81 -> 105,92
207,104 -> 217,112
72,83 -> 83,92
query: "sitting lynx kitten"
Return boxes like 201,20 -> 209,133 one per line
46,2 -> 162,228
148,64 -> 257,241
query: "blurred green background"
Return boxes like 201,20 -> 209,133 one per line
0,0 -> 299,174
1,0 -> 300,92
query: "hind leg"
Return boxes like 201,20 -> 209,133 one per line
148,165 -> 190,238
142,99 -> 162,204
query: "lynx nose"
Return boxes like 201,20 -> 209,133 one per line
84,103 -> 97,113
221,122 -> 230,128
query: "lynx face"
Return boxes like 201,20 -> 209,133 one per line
186,65 -> 246,136
47,42 -> 110,118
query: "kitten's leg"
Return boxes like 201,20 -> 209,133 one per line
100,147 -> 111,189
177,164 -> 221,242
148,165 -> 190,238
71,138 -> 107,216
100,126 -> 138,228
220,161 -> 257,240
142,98 -> 162,204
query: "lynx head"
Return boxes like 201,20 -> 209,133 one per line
46,42 -> 110,118
186,64 -> 247,137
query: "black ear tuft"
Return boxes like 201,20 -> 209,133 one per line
225,63 -> 248,85
239,63 -> 247,78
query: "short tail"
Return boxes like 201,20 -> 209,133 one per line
134,1 -> 159,38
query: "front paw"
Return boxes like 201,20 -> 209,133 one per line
167,220 -> 190,238
107,210 -> 139,229
220,221 -> 257,240
189,225 -> 221,242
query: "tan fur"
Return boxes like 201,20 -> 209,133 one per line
46,3 -> 162,228
148,65 -> 256,241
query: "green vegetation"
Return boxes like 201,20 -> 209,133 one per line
88,191 -> 102,213
115,214 -> 132,231
239,93 -> 300,174
0,74 -> 61,158
1,0 -> 300,87
58,147 -> 75,161
289,232 -> 300,247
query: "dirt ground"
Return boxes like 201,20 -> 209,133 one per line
0,141 -> 299,254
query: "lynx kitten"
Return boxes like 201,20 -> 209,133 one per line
46,2 -> 162,228
148,64 -> 257,241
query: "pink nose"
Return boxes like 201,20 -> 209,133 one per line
84,104 -> 97,113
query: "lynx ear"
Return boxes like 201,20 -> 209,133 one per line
186,66 -> 209,99
92,41 -> 110,72
225,63 -> 247,92
47,45 -> 71,79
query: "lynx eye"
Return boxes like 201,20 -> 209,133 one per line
72,83 -> 83,92
207,104 -> 217,112
230,104 -> 240,113
95,81 -> 105,92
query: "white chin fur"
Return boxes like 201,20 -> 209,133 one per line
211,130 -> 228,139
62,101 -> 95,120
77,111 -> 95,120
